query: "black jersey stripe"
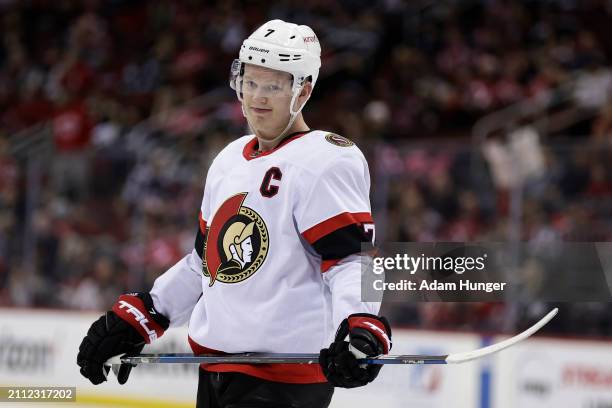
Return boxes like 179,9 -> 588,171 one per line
195,226 -> 206,259
311,223 -> 374,261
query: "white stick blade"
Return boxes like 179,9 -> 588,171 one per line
445,308 -> 558,364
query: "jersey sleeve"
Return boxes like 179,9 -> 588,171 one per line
149,249 -> 203,327
322,254 -> 380,331
150,173 -> 212,327
295,149 -> 375,272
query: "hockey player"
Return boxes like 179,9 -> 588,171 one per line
77,19 -> 392,407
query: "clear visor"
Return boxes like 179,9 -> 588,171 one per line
229,59 -> 295,99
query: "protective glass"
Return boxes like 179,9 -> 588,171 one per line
229,60 -> 295,99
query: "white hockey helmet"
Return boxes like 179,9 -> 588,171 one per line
230,19 -> 321,129
231,19 -> 321,93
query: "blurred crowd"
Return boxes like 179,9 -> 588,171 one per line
378,138 -> 612,335
1,0 -> 611,336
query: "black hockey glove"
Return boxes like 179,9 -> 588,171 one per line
77,292 -> 169,385
320,313 -> 392,388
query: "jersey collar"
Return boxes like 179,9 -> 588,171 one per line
242,131 -> 311,161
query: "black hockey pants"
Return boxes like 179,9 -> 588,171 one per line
196,368 -> 334,408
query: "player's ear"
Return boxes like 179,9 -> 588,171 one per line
294,80 -> 313,111
300,80 -> 313,98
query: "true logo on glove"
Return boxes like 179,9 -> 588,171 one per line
117,300 -> 158,343
363,321 -> 391,352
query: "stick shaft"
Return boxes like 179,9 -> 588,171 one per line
107,308 -> 558,367
115,353 -> 448,365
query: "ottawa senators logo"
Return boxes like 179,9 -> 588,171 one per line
325,133 -> 354,147
202,193 -> 268,286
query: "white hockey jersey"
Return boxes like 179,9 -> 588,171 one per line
150,130 -> 378,383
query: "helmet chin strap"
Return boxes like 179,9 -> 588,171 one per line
240,86 -> 312,150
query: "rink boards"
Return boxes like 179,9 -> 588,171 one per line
0,309 -> 610,408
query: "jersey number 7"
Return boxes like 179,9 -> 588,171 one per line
362,223 -> 375,244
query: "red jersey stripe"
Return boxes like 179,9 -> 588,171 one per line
321,259 -> 341,273
242,131 -> 309,161
188,336 -> 327,384
302,212 -> 373,244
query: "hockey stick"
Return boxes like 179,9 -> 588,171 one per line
107,308 -> 557,366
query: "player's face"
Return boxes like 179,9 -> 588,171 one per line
241,64 -> 294,140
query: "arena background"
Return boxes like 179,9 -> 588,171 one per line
0,0 -> 611,407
